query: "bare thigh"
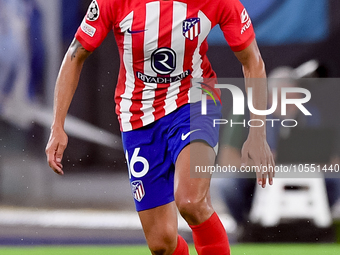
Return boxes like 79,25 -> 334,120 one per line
174,141 -> 216,225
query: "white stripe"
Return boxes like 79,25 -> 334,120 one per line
140,1 -> 160,125
163,1 -> 187,115
194,22 -> 199,37
138,185 -> 143,197
119,11 -> 135,131
191,12 -> 211,77
189,11 -> 211,102
135,189 -> 140,200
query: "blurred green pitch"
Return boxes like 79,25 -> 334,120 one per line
1,244 -> 340,255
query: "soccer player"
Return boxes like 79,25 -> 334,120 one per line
46,0 -> 274,254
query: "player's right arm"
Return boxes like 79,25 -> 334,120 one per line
45,39 -> 92,175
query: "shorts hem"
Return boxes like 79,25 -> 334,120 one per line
135,197 -> 175,212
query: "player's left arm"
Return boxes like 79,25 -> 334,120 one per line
234,39 -> 275,187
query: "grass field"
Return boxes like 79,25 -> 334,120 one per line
0,244 -> 340,255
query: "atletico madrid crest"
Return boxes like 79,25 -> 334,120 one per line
131,180 -> 145,202
182,18 -> 201,40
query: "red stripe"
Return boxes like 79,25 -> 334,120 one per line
129,5 -> 147,129
152,1 -> 173,120
137,185 -> 144,200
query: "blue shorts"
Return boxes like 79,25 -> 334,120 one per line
122,101 -> 221,211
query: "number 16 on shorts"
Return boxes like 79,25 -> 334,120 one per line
125,148 -> 150,179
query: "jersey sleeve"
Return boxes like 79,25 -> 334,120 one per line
218,0 -> 255,52
75,0 -> 114,52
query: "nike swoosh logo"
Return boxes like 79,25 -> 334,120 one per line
127,28 -> 147,34
181,129 -> 201,141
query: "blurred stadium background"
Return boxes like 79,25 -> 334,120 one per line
1,0 -> 340,253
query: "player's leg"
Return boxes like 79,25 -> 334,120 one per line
174,142 -> 230,255
122,116 -> 189,255
138,202 -> 189,255
167,99 -> 229,254
174,142 -> 214,224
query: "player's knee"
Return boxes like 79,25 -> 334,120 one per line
175,195 -> 207,220
145,223 -> 177,255
147,235 -> 177,255
148,245 -> 169,255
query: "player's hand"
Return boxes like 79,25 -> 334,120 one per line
45,126 -> 68,175
241,135 -> 275,188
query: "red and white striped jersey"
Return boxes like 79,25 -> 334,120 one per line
75,0 -> 255,131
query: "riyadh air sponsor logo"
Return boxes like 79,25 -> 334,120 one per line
240,8 -> 252,34
81,19 -> 96,37
86,0 -> 100,22
131,180 -> 145,202
181,129 -> 201,141
151,47 -> 176,75
137,47 -> 191,84
182,18 -> 201,40
137,70 -> 191,84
